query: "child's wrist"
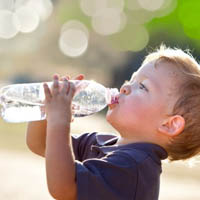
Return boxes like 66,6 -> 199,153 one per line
47,119 -> 71,133
46,112 -> 72,125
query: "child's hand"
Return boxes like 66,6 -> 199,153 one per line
60,74 -> 85,121
43,74 -> 76,127
60,74 -> 84,82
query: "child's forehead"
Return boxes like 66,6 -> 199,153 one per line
133,60 -> 177,78
130,61 -> 156,79
130,61 -> 179,90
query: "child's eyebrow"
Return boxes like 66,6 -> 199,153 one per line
131,72 -> 152,83
131,72 -> 160,91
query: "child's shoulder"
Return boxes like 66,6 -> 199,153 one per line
109,142 -> 168,166
120,143 -> 168,166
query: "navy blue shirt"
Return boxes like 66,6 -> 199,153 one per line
72,132 -> 168,200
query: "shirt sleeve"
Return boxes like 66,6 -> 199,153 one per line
75,151 -> 138,200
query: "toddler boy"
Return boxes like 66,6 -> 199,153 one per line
26,45 -> 200,200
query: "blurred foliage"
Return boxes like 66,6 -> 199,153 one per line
177,0 -> 200,41
54,0 -> 200,90
146,0 -> 200,50
57,0 -> 200,52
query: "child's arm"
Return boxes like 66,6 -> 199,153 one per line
26,120 -> 47,157
43,75 -> 77,200
26,74 -> 84,158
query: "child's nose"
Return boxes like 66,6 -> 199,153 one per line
120,85 -> 131,95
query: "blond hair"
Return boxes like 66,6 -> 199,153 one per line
143,45 -> 200,161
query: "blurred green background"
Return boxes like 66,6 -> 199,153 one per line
0,0 -> 200,199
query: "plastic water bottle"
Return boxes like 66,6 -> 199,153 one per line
0,80 -> 119,123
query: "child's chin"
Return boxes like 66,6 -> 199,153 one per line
106,113 -> 119,131
106,109 -> 114,122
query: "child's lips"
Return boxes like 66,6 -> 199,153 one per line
108,96 -> 119,109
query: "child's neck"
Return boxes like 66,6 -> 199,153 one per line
115,136 -> 168,151
115,137 -> 148,146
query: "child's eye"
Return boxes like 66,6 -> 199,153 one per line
139,83 -> 148,91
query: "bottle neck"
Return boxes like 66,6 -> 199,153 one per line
106,88 -> 119,104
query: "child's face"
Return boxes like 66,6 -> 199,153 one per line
106,60 -> 178,140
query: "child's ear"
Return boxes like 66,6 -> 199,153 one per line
158,115 -> 185,137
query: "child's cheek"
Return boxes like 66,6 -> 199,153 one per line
125,95 -> 150,117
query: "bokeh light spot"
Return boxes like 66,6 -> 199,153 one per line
0,0 -> 14,10
107,0 -> 124,13
127,9 -> 155,25
155,0 -> 177,18
92,8 -> 123,35
26,0 -> 53,21
137,0 -> 165,11
125,0 -> 142,10
61,20 -> 89,38
109,25 -> 149,52
59,21 -> 89,57
80,0 -> 107,17
13,0 -> 27,10
119,12 -> 127,32
15,6 -> 40,33
0,10 -> 19,39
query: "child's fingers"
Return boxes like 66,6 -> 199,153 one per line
61,78 -> 70,95
61,74 -> 84,82
52,74 -> 59,96
65,75 -> 70,80
61,75 -> 70,81
62,74 -> 84,81
43,83 -> 52,102
74,74 -> 84,80
68,82 -> 76,99
60,76 -> 65,81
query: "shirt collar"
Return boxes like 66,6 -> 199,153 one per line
96,133 -> 118,146
95,133 -> 168,164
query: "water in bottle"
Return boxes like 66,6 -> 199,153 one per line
0,80 -> 119,123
